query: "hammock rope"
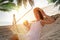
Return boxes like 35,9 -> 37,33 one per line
16,7 -> 33,23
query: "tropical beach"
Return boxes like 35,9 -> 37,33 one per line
0,0 -> 60,40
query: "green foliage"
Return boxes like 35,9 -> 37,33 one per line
0,2 -> 15,8
0,0 -> 6,3
9,0 -> 13,2
55,0 -> 60,6
23,0 -> 27,7
0,0 -> 16,11
0,0 -> 34,11
0,0 -> 13,3
47,0 -> 56,3
29,0 -> 34,7
0,2 -> 15,11
17,0 -> 22,6
17,0 -> 34,7
47,0 -> 60,5
47,0 -> 60,10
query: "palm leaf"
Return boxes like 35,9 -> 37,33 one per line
47,0 -> 56,3
29,0 -> 34,7
9,0 -> 14,2
23,0 -> 27,7
17,0 -> 22,6
47,0 -> 60,6
0,0 -> 13,3
0,8 -> 9,11
0,0 -> 7,3
47,0 -> 60,10
0,2 -> 15,11
55,0 -> 60,6
59,6 -> 60,10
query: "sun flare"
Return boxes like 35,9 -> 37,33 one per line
7,0 -> 48,25
9,6 -> 36,24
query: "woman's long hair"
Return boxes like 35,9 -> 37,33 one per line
37,10 -> 44,20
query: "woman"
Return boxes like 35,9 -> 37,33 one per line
24,7 -> 55,40
33,7 -> 55,26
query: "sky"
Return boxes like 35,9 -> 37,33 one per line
0,0 -> 49,26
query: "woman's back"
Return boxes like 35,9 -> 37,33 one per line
25,21 -> 42,40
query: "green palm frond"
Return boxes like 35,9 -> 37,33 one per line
47,0 -> 60,6
0,0 -> 15,11
0,2 -> 15,11
47,0 -> 60,10
0,8 -> 10,11
23,0 -> 27,7
29,0 -> 34,7
47,0 -> 56,3
0,0 -> 34,11
17,0 -> 34,7
9,0 -> 14,2
17,0 -> 22,6
0,0 -> 6,3
55,0 -> 60,6
0,0 -> 13,3
59,6 -> 60,10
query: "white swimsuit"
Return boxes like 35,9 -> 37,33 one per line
25,21 -> 42,40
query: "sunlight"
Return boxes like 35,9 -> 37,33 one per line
15,0 -> 48,24
0,0 -> 50,26
16,5 -> 35,24
8,5 -> 35,24
8,0 -> 49,24
0,0 -> 50,35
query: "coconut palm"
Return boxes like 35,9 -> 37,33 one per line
17,0 -> 34,7
0,0 -> 34,11
0,0 -> 16,11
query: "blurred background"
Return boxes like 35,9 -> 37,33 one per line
0,0 -> 60,26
